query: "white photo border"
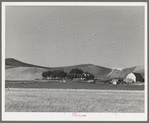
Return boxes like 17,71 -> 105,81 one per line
2,2 -> 148,121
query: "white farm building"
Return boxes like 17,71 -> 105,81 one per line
126,73 -> 136,83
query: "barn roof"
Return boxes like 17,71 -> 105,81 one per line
109,67 -> 136,80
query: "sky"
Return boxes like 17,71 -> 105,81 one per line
5,5 -> 145,68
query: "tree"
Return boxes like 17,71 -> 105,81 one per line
82,73 -> 85,78
84,72 -> 94,80
62,72 -> 67,78
68,68 -> 84,79
76,74 -> 80,78
49,69 -> 67,79
47,70 -> 52,77
58,70 -> 67,79
70,74 -> 73,79
88,73 -> 94,80
66,73 -> 70,79
73,73 -> 76,79
69,68 -> 83,74
42,72 -> 48,78
42,70 -> 67,79
51,70 -> 58,78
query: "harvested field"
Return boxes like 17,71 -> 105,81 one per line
5,88 -> 144,112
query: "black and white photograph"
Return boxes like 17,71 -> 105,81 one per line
2,2 -> 148,121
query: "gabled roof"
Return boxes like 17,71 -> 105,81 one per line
119,67 -> 135,79
110,69 -> 121,79
109,67 -> 136,80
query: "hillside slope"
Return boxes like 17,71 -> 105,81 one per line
5,58 -> 144,81
5,58 -> 112,80
6,67 -> 50,80
5,58 -> 50,69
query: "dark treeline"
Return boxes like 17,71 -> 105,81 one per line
42,70 -> 67,79
42,68 -> 94,80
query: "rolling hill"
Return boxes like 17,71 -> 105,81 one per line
5,58 -> 112,80
5,58 -> 51,69
5,58 -> 144,81
6,67 -> 50,80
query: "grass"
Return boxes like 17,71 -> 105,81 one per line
5,80 -> 144,90
5,88 -> 144,112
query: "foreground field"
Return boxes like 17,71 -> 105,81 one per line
5,88 -> 144,112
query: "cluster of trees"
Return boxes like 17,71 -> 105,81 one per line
42,68 -> 94,80
42,70 -> 67,79
67,68 -> 83,79
67,68 -> 94,80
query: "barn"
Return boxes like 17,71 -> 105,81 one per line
124,72 -> 144,83
126,73 -> 136,83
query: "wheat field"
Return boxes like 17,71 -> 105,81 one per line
5,88 -> 144,112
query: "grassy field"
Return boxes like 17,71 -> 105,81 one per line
5,88 -> 144,112
5,80 -> 144,90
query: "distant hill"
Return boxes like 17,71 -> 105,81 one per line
5,58 -> 50,69
5,58 -> 144,81
5,58 -> 112,80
